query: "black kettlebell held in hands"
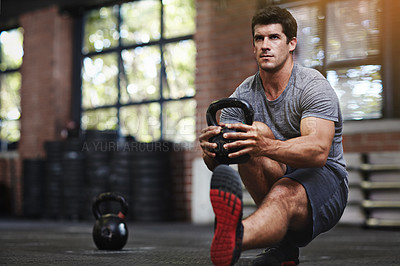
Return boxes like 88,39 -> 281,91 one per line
206,98 -> 254,165
92,192 -> 129,250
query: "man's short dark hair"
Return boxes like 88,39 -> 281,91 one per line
252,6 -> 297,44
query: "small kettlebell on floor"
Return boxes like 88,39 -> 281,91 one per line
92,192 -> 129,250
206,98 -> 254,165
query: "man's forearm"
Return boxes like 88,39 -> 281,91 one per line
262,135 -> 330,168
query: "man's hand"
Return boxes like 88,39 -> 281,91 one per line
222,121 -> 275,159
199,125 -> 222,170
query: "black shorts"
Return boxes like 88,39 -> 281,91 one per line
283,161 -> 348,247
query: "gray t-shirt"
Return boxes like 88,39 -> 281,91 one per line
221,63 -> 346,168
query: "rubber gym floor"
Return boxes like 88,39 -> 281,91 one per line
0,219 -> 400,265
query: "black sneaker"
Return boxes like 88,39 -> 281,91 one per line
252,243 -> 299,266
210,165 -> 243,266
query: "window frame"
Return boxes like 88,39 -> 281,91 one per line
76,0 -> 196,142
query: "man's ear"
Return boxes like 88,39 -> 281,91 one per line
289,37 -> 297,53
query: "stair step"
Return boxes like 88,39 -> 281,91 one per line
365,218 -> 400,227
362,200 -> 400,209
361,181 -> 400,190
359,164 -> 400,172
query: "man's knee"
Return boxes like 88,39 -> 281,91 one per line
268,178 -> 311,230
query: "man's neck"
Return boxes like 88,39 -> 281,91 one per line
259,60 -> 294,101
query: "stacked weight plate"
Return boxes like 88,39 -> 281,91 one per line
132,141 -> 173,222
83,130 -> 117,219
109,140 -> 133,219
44,141 -> 64,219
62,138 -> 85,220
23,158 -> 45,218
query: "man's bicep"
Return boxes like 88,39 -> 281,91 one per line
300,117 -> 335,146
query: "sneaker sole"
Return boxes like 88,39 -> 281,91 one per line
282,262 -> 299,266
210,165 -> 243,266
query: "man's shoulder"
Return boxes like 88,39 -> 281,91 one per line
294,64 -> 326,81
237,72 -> 259,90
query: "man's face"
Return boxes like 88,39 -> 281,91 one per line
252,23 -> 297,73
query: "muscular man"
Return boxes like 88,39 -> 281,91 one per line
199,6 -> 348,266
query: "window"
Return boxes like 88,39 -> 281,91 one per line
0,28 -> 23,149
80,0 -> 196,143
286,0 -> 383,120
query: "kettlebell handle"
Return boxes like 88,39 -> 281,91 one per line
206,98 -> 254,127
92,192 -> 128,220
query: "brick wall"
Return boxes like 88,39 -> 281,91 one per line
14,6 -> 74,214
19,6 -> 73,159
343,132 -> 400,153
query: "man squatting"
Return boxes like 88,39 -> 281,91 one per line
199,6 -> 348,266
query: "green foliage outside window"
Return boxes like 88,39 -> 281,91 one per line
120,103 -> 161,142
120,1 -> 161,45
81,108 -> 118,130
163,40 -> 196,99
0,28 -> 23,145
81,0 -> 196,143
164,0 -> 196,38
82,53 -> 119,108
83,6 -> 119,54
121,45 -> 161,103
327,65 -> 382,120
